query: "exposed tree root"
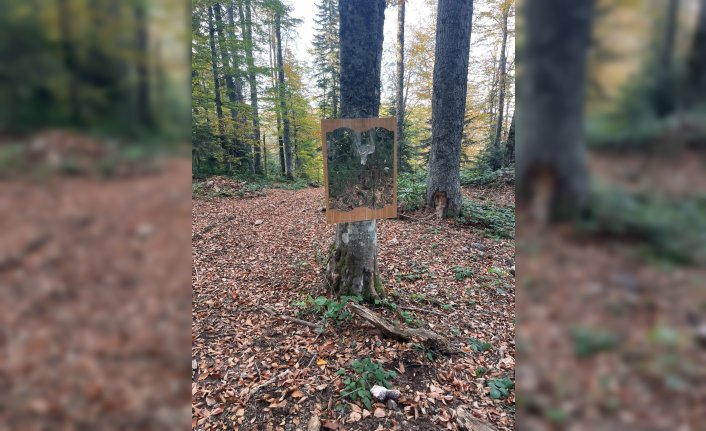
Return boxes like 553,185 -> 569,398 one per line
348,302 -> 457,354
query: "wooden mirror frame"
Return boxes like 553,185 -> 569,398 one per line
321,117 -> 397,224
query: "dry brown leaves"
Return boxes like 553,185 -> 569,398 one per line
1,158 -> 192,430
192,182 -> 516,430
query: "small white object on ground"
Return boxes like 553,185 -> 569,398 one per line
370,385 -> 400,401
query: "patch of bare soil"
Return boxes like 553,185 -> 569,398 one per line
192,185 -> 516,430
0,158 -> 192,429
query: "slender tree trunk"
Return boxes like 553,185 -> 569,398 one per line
426,0 -> 473,219
225,3 -> 253,172
396,0 -> 406,173
686,0 -> 706,106
327,0 -> 386,301
208,6 -> 227,151
274,11 -> 293,179
263,133 -> 268,176
58,0 -> 81,124
654,0 -> 680,116
517,0 -> 595,221
269,19 -> 286,175
134,0 -> 153,128
215,3 -> 240,173
503,113 -> 515,167
330,0 -> 340,117
492,5 -> 509,153
662,0 -> 679,71
239,0 -> 263,174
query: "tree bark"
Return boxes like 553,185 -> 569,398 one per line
327,0 -> 386,301
426,0 -> 473,219
215,3 -> 246,172
492,4 -> 509,153
239,0 -> 263,174
57,0 -> 80,124
274,10 -> 294,179
396,0 -> 406,173
134,0 -> 153,128
687,0 -> 706,106
207,6 -> 227,150
263,133 -> 268,176
268,18 -> 286,175
503,113 -> 515,167
517,0 -> 594,220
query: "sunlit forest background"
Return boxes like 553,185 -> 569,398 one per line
191,0 -> 516,184
0,0 -> 191,143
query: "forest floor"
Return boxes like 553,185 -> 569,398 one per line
0,149 -> 191,430
192,179 -> 516,430
519,148 -> 706,430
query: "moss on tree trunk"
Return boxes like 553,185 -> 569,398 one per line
327,221 -> 384,302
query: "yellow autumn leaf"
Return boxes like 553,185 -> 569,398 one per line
316,358 -> 328,366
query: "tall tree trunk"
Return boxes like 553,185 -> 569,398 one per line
503,113 -> 515,167
134,0 -> 153,128
57,0 -> 81,124
686,0 -> 706,106
239,0 -> 263,174
263,133 -> 268,176
426,0 -> 473,219
654,0 -> 680,116
492,5 -> 509,154
274,10 -> 293,179
208,6 -> 227,151
215,3 -> 241,173
327,0 -> 386,301
662,0 -> 679,70
396,0 -> 406,173
269,18 -> 286,175
225,2 -> 253,172
331,0 -> 340,118
517,0 -> 595,221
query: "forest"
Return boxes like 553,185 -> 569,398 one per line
0,0 -> 189,141
190,0 -> 515,185
192,0 -> 517,430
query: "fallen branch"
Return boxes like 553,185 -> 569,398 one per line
261,306 -> 319,329
348,303 -> 456,354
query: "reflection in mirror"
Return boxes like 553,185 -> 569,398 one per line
326,127 -> 394,211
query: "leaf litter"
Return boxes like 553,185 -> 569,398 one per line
192,182 -> 515,430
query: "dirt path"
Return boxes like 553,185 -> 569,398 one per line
192,186 -> 516,430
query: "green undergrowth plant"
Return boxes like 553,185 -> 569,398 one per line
412,343 -> 437,362
399,310 -> 422,327
570,326 -> 619,359
467,337 -> 493,352
453,266 -> 474,280
336,357 -> 397,409
580,184 -> 706,265
461,166 -> 515,186
292,295 -> 362,326
398,172 -> 427,211
458,200 -> 515,239
488,377 -> 514,399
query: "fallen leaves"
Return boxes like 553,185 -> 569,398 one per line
192,185 -> 516,430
